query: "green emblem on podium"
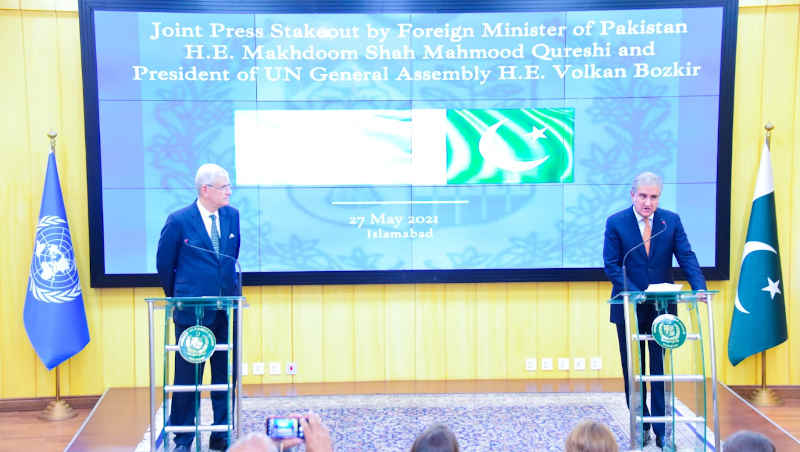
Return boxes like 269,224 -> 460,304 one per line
178,325 -> 216,363
652,314 -> 687,349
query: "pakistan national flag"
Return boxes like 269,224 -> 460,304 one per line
728,139 -> 788,366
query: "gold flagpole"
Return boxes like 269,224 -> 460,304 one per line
748,123 -> 782,407
38,131 -> 79,421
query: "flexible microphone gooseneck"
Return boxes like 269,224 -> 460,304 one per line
183,238 -> 242,297
621,219 -> 667,295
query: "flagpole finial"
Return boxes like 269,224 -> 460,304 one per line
47,130 -> 58,154
764,123 -> 774,147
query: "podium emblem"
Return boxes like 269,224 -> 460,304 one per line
178,326 -> 216,363
652,314 -> 687,349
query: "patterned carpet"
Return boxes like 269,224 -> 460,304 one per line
138,392 -> 714,451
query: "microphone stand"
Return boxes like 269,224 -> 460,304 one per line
182,238 -> 242,295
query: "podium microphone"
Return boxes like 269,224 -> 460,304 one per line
621,219 -> 667,294
183,238 -> 242,297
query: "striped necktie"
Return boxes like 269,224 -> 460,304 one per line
210,214 -> 220,255
643,216 -> 651,255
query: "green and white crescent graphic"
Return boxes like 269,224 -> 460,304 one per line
446,108 -> 574,184
178,325 -> 217,364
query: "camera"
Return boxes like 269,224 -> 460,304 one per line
266,416 -> 305,440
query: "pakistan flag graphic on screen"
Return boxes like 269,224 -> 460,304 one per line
446,108 -> 574,184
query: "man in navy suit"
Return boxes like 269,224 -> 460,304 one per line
157,163 -> 241,452
603,172 -> 706,449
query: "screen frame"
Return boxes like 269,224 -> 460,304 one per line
79,0 -> 736,288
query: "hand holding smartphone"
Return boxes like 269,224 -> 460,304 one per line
266,416 -> 305,440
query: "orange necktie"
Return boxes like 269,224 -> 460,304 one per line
643,217 -> 652,255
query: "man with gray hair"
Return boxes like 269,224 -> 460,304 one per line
602,172 -> 706,449
157,163 -> 241,452
723,430 -> 775,452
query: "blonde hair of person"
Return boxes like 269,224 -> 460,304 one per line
564,420 -> 619,452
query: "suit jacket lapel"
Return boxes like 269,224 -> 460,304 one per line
218,208 -> 230,256
650,210 -> 661,257
189,203 -> 217,257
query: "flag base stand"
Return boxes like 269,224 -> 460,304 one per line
749,387 -> 782,406
38,399 -> 78,421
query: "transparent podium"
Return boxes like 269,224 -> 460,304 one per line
612,290 -> 720,452
144,296 -> 246,452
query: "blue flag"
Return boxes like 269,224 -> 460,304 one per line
728,139 -> 788,366
23,152 -> 90,370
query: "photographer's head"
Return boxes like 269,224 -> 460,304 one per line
723,430 -> 775,452
410,424 -> 460,452
228,432 -> 278,452
565,420 -> 618,452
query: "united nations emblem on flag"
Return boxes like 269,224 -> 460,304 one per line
178,326 -> 217,363
29,215 -> 82,304
652,314 -> 687,349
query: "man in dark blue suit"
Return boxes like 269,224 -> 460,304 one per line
603,172 -> 706,449
157,163 -> 241,452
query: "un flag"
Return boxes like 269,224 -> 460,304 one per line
23,152 -> 90,370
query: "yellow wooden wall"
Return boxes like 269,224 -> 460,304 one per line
0,1 -> 798,398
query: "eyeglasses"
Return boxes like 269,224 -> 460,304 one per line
206,184 -> 232,192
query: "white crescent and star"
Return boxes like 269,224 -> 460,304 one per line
734,240 -> 778,314
478,119 -> 549,173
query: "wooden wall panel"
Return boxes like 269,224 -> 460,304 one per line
475,283 -> 507,379
292,286 -> 323,383
321,285 -> 355,382
259,286 -> 293,384
0,9 -> 36,399
596,282 -> 621,379
133,287 -> 161,387
759,5 -> 799,385
0,1 -> 21,12
415,284 -> 446,380
568,282 -> 599,378
506,283 -> 537,379
537,283 -> 569,379
54,0 -> 75,11
99,289 -> 135,388
239,286 -> 262,385
21,0 -> 56,10
384,284 -> 414,380
724,6 -> 766,386
353,285 -> 386,381
444,283 -> 477,379
23,9 -> 61,398
791,9 -> 800,385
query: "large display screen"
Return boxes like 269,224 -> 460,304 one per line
79,0 -> 736,286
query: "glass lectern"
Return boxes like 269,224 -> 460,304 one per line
611,290 -> 719,452
144,296 -> 246,452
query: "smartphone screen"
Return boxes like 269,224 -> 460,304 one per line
266,417 -> 305,440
